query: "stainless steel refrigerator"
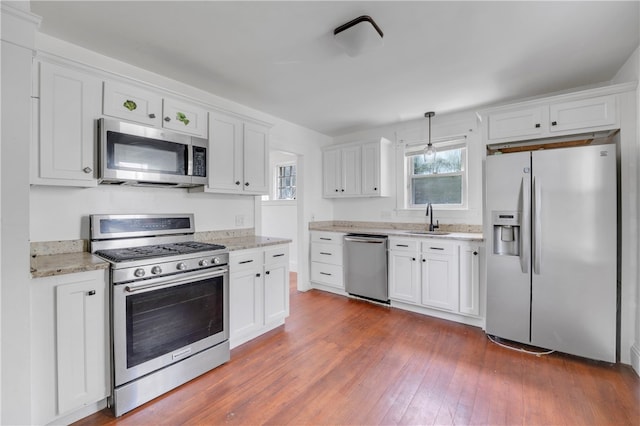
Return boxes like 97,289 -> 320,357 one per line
485,143 -> 617,362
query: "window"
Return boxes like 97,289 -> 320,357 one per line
406,142 -> 466,207
275,164 -> 296,200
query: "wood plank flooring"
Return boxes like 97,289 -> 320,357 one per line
76,273 -> 639,425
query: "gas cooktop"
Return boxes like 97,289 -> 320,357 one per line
95,241 -> 226,263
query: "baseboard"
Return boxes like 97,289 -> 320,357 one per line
47,398 -> 107,425
631,343 -> 640,376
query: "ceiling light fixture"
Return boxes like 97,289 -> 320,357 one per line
423,112 -> 436,162
334,15 -> 383,57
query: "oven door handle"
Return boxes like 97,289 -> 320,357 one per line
123,268 -> 228,294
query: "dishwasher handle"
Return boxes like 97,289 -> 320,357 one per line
344,236 -> 387,244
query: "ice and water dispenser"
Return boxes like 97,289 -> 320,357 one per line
492,211 -> 521,256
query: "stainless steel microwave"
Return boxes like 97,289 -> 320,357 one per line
98,118 -> 207,187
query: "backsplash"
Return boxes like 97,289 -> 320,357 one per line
309,221 -> 483,233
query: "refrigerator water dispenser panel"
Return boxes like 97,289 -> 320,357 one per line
492,211 -> 521,256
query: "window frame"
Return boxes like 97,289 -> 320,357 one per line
272,162 -> 297,201
403,138 -> 468,210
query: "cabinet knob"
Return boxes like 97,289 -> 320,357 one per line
256,273 -> 261,277
164,116 -> 171,122
266,270 -> 270,275
245,182 -> 250,186
83,167 -> 93,174
535,123 -> 540,128
341,189 -> 345,192
86,290 -> 96,296
473,251 -> 478,256
235,181 -> 241,185
335,189 -> 339,192
412,257 -> 416,261
551,121 -> 557,126
149,113 -> 156,119
422,258 -> 426,262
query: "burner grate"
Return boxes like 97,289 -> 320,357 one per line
95,242 -> 226,263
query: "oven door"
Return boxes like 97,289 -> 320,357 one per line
112,266 -> 229,387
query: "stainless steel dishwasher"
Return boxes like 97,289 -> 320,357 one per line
344,234 -> 389,303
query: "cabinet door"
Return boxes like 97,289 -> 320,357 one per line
230,268 -> 264,341
102,80 -> 162,126
323,148 -> 342,196
459,245 -> 480,316
56,275 -> 109,414
421,250 -> 458,311
264,262 -> 289,324
38,62 -> 101,184
361,142 -> 380,196
549,95 -> 617,133
162,98 -> 208,137
388,250 -> 420,304
243,122 -> 269,194
487,106 -> 545,140
341,145 -> 362,196
208,111 -> 244,192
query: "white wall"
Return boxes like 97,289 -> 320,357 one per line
262,151 -> 298,271
612,44 -> 640,373
331,109 -> 483,226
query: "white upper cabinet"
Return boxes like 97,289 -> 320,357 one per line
34,61 -> 101,186
484,89 -> 621,144
103,81 -> 208,137
322,138 -> 392,198
200,110 -> 270,195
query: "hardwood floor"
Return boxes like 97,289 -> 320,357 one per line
76,273 -> 639,425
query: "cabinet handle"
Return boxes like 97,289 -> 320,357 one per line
239,259 -> 254,264
256,273 -> 261,277
164,116 -> 171,122
86,290 -> 96,296
149,113 -> 156,119
535,123 -> 540,128
551,121 -> 557,126
266,271 -> 270,275
396,244 -> 409,247
320,272 -> 332,276
430,247 -> 445,250
235,181 -> 241,185
273,253 -> 285,257
83,167 -> 93,174
245,182 -> 250,186
319,252 -> 332,255
319,237 -> 332,241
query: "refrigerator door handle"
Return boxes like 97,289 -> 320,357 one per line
520,176 -> 529,274
533,177 -> 542,274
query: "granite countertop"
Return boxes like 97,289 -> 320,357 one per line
30,232 -> 291,279
310,221 -> 484,242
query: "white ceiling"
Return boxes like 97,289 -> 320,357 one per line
30,1 -> 639,137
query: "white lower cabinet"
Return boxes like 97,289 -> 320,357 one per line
310,231 -> 346,294
229,244 -> 289,348
388,237 -> 483,326
30,269 -> 109,425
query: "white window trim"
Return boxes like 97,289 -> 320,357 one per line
272,161 -> 297,202
396,135 -> 469,213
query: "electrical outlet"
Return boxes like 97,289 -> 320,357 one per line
235,215 -> 244,226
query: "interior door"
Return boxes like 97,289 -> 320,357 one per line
530,144 -> 617,362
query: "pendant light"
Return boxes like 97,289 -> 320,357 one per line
423,111 -> 436,162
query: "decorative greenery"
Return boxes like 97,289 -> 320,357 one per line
176,112 -> 190,126
123,100 -> 137,111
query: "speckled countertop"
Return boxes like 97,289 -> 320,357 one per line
30,229 -> 291,278
309,220 -> 484,242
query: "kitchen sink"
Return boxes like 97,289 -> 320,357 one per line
403,231 -> 451,236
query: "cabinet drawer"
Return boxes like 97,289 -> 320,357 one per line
264,246 -> 289,266
311,262 -> 343,288
389,239 -> 419,252
311,231 -> 344,244
230,250 -> 262,271
421,240 -> 456,255
311,242 -> 343,266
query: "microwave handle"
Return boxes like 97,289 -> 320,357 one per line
187,143 -> 194,178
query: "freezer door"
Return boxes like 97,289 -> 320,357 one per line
485,152 -> 532,343
530,144 -> 616,362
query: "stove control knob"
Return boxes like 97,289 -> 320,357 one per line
199,259 -> 209,267
134,268 -> 145,277
212,257 -> 221,265
151,266 -> 162,275
176,262 -> 187,271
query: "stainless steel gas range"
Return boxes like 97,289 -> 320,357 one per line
90,214 -> 230,417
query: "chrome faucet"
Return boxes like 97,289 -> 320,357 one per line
425,203 -> 439,232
